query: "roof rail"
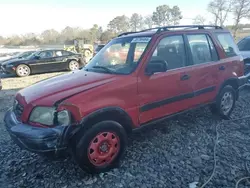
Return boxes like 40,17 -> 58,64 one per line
117,28 -> 160,37
156,25 -> 223,33
117,25 -> 223,37
118,32 -> 138,37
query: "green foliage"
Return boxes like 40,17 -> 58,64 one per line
108,15 -> 130,34
152,5 -> 182,26
130,13 -> 144,31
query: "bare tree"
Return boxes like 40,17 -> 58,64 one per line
144,15 -> 154,29
232,0 -> 250,38
130,13 -> 144,31
207,0 -> 233,26
193,15 -> 206,25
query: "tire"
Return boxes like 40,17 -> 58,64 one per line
16,64 -> 31,77
73,121 -> 127,174
68,60 -> 80,71
84,49 -> 91,57
210,85 -> 236,120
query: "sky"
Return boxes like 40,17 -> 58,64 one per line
0,0 -> 236,36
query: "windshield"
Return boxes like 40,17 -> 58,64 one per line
26,51 -> 40,59
85,36 -> 151,74
18,51 -> 35,58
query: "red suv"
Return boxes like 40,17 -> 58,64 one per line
4,25 -> 249,173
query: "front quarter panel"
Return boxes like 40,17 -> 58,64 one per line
59,75 -> 139,126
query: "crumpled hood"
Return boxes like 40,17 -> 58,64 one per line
16,70 -> 116,105
240,51 -> 250,60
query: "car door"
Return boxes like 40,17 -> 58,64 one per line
179,33 -> 219,108
138,35 -> 194,124
29,51 -> 55,73
51,50 -> 69,71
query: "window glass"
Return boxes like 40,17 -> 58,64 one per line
55,51 -> 63,56
207,36 -> 219,61
150,35 -> 186,70
134,43 -> 147,62
85,36 -> 151,74
216,33 -> 239,57
39,51 -> 53,58
187,35 -> 212,65
238,38 -> 250,51
62,50 -> 71,56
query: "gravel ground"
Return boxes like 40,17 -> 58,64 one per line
0,72 -> 250,188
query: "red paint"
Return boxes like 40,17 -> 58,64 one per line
88,132 -> 120,166
15,28 -> 244,128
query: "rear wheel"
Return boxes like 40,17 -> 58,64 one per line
73,121 -> 127,173
210,85 -> 236,119
69,60 -> 80,71
16,64 -> 31,77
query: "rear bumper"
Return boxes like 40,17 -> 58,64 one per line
4,110 -> 69,153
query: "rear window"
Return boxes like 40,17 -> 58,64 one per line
216,33 -> 239,57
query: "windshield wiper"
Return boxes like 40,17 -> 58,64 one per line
92,66 -> 114,74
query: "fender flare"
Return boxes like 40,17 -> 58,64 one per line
68,106 -> 135,139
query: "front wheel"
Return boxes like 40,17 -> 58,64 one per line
16,64 -> 31,77
73,121 -> 127,173
210,85 -> 236,119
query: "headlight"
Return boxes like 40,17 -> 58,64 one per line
29,107 -> 55,126
57,110 -> 71,126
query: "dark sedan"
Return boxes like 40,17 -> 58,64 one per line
1,50 -> 84,77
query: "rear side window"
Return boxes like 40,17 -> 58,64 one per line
62,50 -> 72,56
187,34 -> 213,65
216,33 -> 239,57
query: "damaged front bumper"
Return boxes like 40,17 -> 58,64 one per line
238,72 -> 250,87
4,110 -> 71,153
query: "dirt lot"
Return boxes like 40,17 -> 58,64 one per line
0,72 -> 250,188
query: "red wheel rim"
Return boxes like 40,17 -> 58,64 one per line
88,132 -> 120,166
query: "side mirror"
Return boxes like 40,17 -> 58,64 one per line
145,60 -> 168,76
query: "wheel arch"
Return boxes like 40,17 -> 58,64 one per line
218,78 -> 239,100
71,107 -> 134,138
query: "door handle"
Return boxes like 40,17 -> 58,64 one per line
219,66 -> 225,70
181,74 -> 191,81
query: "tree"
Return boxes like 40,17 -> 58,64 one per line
41,29 -> 59,44
0,36 -> 6,45
108,15 -> 130,34
100,30 -> 115,43
171,6 -> 183,25
5,35 -> 23,46
232,0 -> 250,38
193,15 -> 206,25
130,13 -> 144,31
152,5 -> 182,26
89,24 -> 99,43
144,15 -> 154,29
207,0 -> 233,26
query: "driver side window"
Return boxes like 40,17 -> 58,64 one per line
39,51 -> 53,59
150,35 -> 186,70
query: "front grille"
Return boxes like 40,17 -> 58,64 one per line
13,100 -> 24,118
